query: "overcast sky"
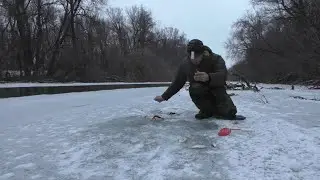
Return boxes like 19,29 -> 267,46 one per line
109,0 -> 251,68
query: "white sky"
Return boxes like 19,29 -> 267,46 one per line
109,0 -> 251,68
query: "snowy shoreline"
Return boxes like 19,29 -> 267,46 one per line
0,81 -> 314,88
0,82 -> 172,88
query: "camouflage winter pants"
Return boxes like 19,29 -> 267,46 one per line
188,83 -> 237,118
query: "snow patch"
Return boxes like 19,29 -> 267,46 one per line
14,163 -> 35,169
30,174 -> 42,179
0,173 -> 14,179
15,153 -> 33,160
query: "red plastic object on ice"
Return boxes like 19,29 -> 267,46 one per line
218,128 -> 241,136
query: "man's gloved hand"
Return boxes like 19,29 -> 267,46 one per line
194,71 -> 209,82
154,95 -> 165,103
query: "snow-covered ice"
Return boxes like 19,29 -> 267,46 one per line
0,85 -> 319,180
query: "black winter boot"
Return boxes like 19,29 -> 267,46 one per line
195,111 -> 213,120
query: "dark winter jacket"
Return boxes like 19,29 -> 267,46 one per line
161,48 -> 228,100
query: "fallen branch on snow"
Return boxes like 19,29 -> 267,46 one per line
290,95 -> 320,101
265,87 -> 285,90
227,72 -> 261,92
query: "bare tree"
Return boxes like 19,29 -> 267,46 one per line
107,7 -> 128,55
0,2 -> 189,82
226,0 -> 320,84
126,5 -> 155,52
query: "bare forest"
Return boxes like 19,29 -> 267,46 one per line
0,0 -> 188,82
226,0 -> 320,85
2,0 -> 319,85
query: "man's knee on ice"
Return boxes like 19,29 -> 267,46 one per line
213,92 -> 238,118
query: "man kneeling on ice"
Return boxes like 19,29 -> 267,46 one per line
154,39 -> 238,120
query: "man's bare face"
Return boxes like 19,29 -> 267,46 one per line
190,51 -> 203,65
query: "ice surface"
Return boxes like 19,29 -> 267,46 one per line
0,86 -> 319,179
